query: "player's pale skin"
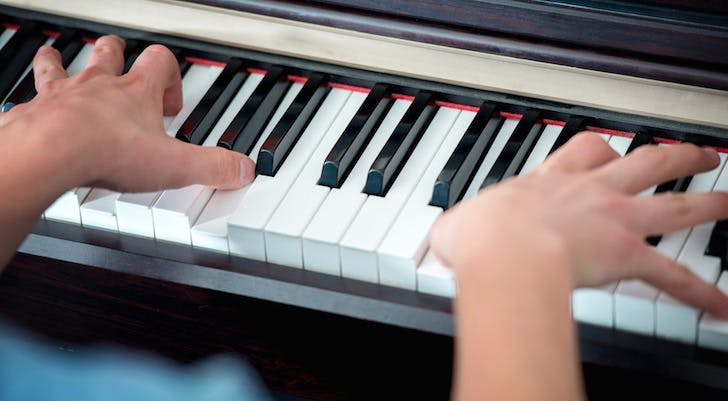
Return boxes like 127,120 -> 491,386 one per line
2,36 -> 728,401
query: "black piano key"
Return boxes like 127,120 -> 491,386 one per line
646,168 -> 693,246
0,22 -> 47,103
706,220 -> 728,270
430,102 -> 503,209
626,132 -> 653,154
168,48 -> 191,77
480,110 -> 543,189
257,73 -> 330,176
121,39 -> 143,74
176,58 -> 248,145
319,83 -> 392,188
548,116 -> 585,155
363,92 -> 436,196
217,67 -> 289,155
3,29 -> 83,108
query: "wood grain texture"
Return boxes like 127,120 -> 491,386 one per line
0,253 -> 454,400
2,0 -> 727,129
187,0 -> 728,90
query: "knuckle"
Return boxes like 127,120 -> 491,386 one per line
38,78 -> 60,93
632,144 -> 666,164
35,45 -> 60,59
143,44 -> 175,62
665,192 -> 692,216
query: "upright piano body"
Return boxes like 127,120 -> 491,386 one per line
0,1 -> 727,399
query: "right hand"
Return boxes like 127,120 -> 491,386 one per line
430,132 -> 728,318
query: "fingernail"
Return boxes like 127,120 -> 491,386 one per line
239,156 -> 256,185
704,147 -> 721,165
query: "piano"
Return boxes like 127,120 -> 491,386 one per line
0,0 -> 727,399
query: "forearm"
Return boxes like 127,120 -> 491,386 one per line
452,230 -> 583,401
0,118 -> 79,267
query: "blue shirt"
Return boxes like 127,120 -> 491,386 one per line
0,320 -> 271,401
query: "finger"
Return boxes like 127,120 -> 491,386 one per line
636,250 -> 728,319
84,35 -> 126,76
538,132 -> 619,172
32,45 -> 68,92
629,191 -> 728,235
163,141 -> 256,189
593,143 -> 720,194
127,44 -> 182,115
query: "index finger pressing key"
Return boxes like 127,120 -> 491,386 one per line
32,45 -> 68,93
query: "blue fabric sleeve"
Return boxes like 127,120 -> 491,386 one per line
0,321 -> 272,401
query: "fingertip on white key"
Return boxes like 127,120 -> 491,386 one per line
416,250 -> 456,298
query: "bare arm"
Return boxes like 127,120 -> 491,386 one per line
431,133 -> 728,401
0,36 -> 255,267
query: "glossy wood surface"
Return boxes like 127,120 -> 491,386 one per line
186,0 -> 728,90
4,250 -> 728,400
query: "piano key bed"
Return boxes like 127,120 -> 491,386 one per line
3,4 -> 728,393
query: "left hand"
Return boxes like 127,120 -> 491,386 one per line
0,35 -> 255,193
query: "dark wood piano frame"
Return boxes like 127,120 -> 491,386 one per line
2,1 -> 728,400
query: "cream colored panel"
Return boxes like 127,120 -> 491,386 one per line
2,0 -> 727,128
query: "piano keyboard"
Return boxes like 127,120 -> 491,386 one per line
3,9 -> 728,358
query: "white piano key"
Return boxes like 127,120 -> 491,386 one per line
189,73 -> 285,253
378,204 -> 442,289
264,185 -> 330,267
227,88 -> 359,260
655,222 -> 722,343
0,28 -> 15,51
264,89 -> 378,267
115,192 -> 159,237
416,250 -> 456,298
164,64 -> 224,135
377,109 -> 473,289
462,118 -> 518,200
607,135 -> 632,156
190,186 -> 252,253
340,107 -> 458,283
698,272 -> 728,352
613,144 -> 662,337
79,189 -> 120,231
301,99 -> 411,275
152,72 -> 262,244
572,283 -> 618,328
519,124 -> 563,174
66,42 -> 93,75
571,134 -> 635,327
117,68 -> 273,238
44,45 -> 94,224
614,279 -> 659,335
44,188 -> 91,224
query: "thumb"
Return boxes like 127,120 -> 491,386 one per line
166,142 -> 256,190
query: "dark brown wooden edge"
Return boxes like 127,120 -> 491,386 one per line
21,221 -> 728,391
24,221 -> 455,336
183,0 -> 728,91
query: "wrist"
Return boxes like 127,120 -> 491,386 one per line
453,225 -> 574,293
7,111 -> 88,198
